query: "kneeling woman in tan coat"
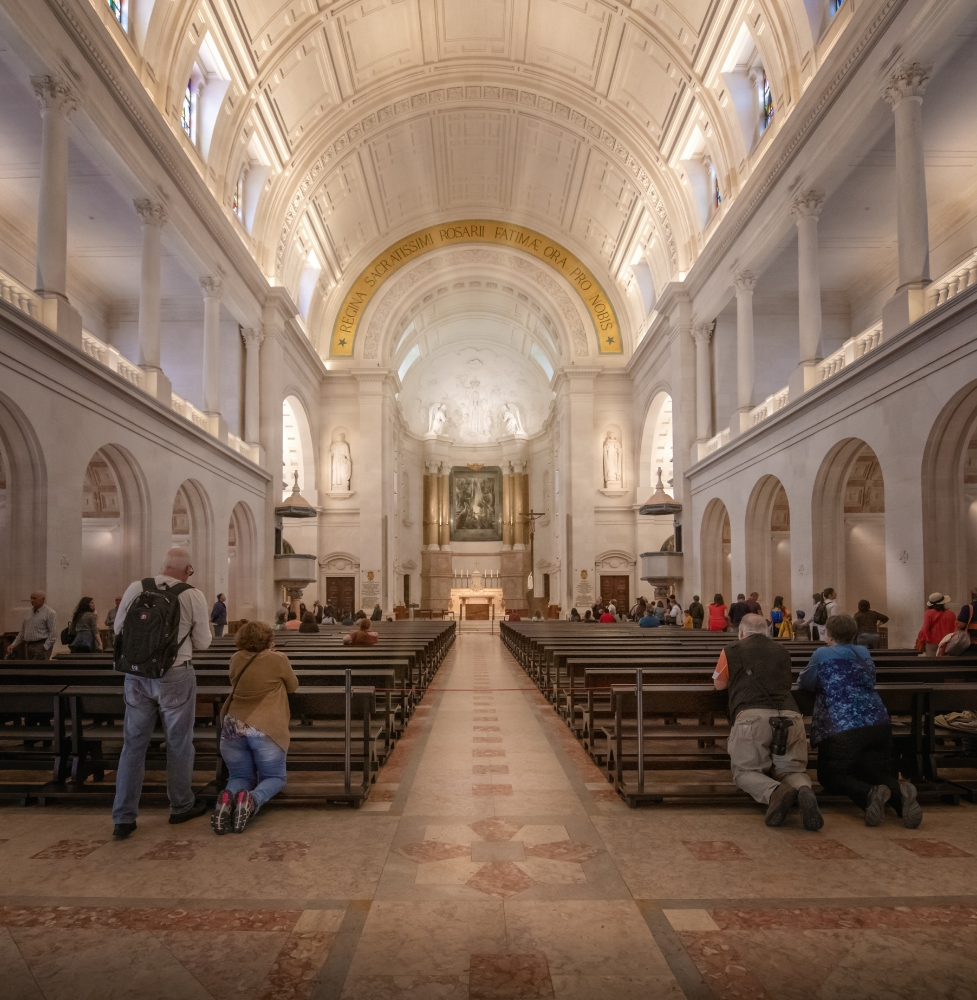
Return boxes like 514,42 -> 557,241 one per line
211,620 -> 299,834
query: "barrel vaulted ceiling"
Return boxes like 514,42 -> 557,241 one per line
131,0 -> 821,359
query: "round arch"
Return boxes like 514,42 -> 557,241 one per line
283,393 -> 316,500
172,479 -> 215,601
227,500 -> 258,622
921,378 -> 977,601
638,389 -> 674,491
0,391 -> 46,631
700,497 -> 732,606
812,439 -> 887,612
744,475 -> 791,610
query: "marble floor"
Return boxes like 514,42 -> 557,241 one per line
2,634 -> 976,999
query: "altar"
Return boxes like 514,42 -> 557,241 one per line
450,588 -> 504,620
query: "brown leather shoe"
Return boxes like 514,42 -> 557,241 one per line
765,781 -> 798,827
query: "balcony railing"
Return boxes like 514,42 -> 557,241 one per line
81,329 -> 145,389
0,273 -> 42,320
926,252 -> 977,312
170,391 -> 211,431
749,385 -> 790,425
817,321 -> 883,384
705,426 -> 730,454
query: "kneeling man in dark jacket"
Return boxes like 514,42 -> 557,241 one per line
713,614 -> 823,830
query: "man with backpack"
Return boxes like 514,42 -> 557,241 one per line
111,547 -> 212,840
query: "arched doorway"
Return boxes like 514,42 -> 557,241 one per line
922,380 -> 977,601
172,479 -> 214,600
282,395 -> 318,603
0,393 -> 45,631
700,498 -> 732,605
745,476 -> 791,610
813,440 -> 886,613
227,501 -> 257,622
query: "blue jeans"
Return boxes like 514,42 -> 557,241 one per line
220,733 -> 287,809
857,632 -> 881,649
213,624 -> 225,637
112,665 -> 197,823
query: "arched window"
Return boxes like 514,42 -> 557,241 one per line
232,165 -> 245,221
108,0 -> 128,30
830,0 -> 844,14
712,165 -> 722,212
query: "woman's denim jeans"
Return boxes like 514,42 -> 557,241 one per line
220,733 -> 288,809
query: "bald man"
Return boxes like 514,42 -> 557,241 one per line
6,591 -> 57,660
111,547 -> 212,840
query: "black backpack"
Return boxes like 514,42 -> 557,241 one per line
114,578 -> 192,678
813,601 -> 828,626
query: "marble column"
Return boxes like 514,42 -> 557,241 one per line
789,191 -> 824,399
241,327 -> 263,452
502,463 -> 514,550
134,198 -> 171,402
200,277 -> 227,442
691,321 -> 713,449
733,273 -> 757,434
512,460 -> 528,548
422,462 -> 439,548
30,75 -> 82,346
438,462 -> 451,549
882,62 -> 932,336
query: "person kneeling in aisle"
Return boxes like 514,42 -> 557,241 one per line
212,620 -> 299,835
713,614 -> 823,831
798,614 -> 922,828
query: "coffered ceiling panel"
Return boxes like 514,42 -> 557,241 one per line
368,117 -> 440,228
438,0 -> 510,58
570,151 -> 638,264
526,0 -> 612,85
312,157 -> 377,269
236,0 -> 315,58
443,111 -> 508,207
337,0 -> 425,88
610,27 -> 680,142
266,35 -> 340,145
511,117 -> 580,225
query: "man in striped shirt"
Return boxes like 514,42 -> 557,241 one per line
5,592 -> 57,660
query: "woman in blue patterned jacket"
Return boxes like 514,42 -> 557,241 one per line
798,614 -> 922,828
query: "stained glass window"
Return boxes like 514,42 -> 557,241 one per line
182,80 -> 193,139
108,0 -> 127,30
233,169 -> 244,219
760,71 -> 774,132
830,0 -> 844,14
713,173 -> 722,210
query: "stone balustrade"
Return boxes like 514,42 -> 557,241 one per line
170,391 -> 210,431
817,321 -> 884,384
705,426 -> 730,455
926,251 -> 977,312
0,270 -> 42,320
749,386 -> 790,426
81,329 -> 145,389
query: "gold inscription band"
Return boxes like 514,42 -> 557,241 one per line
330,220 -> 622,357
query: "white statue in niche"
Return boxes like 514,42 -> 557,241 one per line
468,381 -> 485,436
603,430 -> 623,487
330,432 -> 352,491
428,403 -> 447,437
501,403 -> 524,437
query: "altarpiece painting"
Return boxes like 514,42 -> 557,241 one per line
449,466 -> 502,541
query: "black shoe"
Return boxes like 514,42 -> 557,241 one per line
113,822 -> 137,840
169,799 -> 208,824
211,790 -> 233,836
864,784 -> 891,827
232,790 -> 256,833
899,781 -> 923,829
764,781 -> 798,827
798,787 -> 824,831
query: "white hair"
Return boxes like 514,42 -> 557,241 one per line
160,547 -> 191,574
738,613 -> 769,638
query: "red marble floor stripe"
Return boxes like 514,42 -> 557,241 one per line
473,749 -> 506,756
249,841 -> 310,862
470,818 -> 522,841
709,905 -> 977,931
897,838 -> 973,858
473,765 -> 509,774
0,905 -> 298,932
472,784 -> 514,796
683,840 -> 748,861
469,952 -> 554,998
30,839 -> 107,860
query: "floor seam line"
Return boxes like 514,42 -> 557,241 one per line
308,898 -> 371,1000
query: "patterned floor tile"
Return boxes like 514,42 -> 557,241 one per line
469,953 -> 555,998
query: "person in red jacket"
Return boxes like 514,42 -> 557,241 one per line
917,592 -> 957,656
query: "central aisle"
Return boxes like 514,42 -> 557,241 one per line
337,632 -> 686,998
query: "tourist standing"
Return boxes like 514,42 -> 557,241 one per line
798,615 -> 921,828
212,620 -> 298,834
916,593 -> 957,656
67,597 -> 102,654
5,592 -> 57,660
104,596 -> 122,630
687,595 -> 704,630
111,547 -> 212,840
211,593 -> 228,637
728,594 -> 750,630
708,595 -> 729,632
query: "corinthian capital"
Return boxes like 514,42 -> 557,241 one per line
200,276 -> 223,298
732,271 -> 757,294
790,190 -> 824,224
240,327 -> 264,350
883,62 -> 931,107
691,320 -> 713,347
30,75 -> 78,117
133,198 -> 168,228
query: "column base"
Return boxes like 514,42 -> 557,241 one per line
728,408 -> 754,440
882,283 -> 928,340
39,294 -> 82,349
206,412 -> 228,444
246,441 -> 265,465
788,361 -> 820,402
140,366 -> 173,405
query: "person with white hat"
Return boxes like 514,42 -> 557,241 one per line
916,592 -> 958,656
